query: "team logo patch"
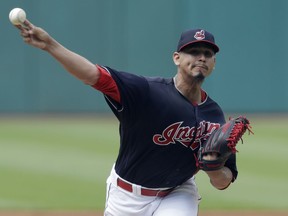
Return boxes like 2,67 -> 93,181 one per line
194,30 -> 205,40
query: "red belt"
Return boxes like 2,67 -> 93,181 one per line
116,178 -> 173,197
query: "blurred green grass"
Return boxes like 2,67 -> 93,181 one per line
0,114 -> 287,211
0,115 -> 119,210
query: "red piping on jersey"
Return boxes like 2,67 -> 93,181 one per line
192,90 -> 207,106
91,65 -> 121,103
201,89 -> 207,102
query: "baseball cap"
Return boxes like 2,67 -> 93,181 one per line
177,29 -> 219,53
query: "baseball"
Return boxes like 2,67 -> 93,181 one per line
9,8 -> 26,25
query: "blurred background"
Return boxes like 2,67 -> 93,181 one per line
0,0 -> 288,214
1,0 -> 288,114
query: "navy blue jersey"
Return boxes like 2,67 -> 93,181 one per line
100,66 -> 237,188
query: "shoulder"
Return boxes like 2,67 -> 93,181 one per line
104,67 -> 173,89
103,66 -> 143,80
145,76 -> 173,86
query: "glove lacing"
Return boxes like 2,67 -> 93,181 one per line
227,117 -> 254,153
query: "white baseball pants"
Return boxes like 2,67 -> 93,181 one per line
104,166 -> 201,216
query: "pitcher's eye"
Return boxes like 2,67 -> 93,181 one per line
203,50 -> 214,58
185,49 -> 214,58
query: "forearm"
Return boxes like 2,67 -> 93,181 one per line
18,20 -> 100,85
45,39 -> 100,85
205,166 -> 233,190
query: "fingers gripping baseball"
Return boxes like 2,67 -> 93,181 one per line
9,8 -> 51,50
19,20 -> 51,50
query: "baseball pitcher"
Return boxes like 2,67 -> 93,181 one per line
14,18 -> 252,216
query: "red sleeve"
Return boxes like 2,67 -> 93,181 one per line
91,65 -> 121,103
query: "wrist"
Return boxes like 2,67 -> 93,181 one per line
44,37 -> 60,52
205,167 -> 233,190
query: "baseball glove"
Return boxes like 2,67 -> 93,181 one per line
198,116 -> 253,171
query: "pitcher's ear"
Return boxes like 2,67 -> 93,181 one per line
173,52 -> 180,66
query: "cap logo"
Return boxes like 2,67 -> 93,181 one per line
194,30 -> 205,40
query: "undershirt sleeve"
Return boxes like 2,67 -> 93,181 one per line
91,65 -> 121,103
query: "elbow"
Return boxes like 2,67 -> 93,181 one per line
83,77 -> 98,86
82,66 -> 101,86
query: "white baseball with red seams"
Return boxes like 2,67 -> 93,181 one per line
9,8 -> 26,25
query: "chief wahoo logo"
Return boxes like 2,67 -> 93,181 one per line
194,30 -> 205,40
